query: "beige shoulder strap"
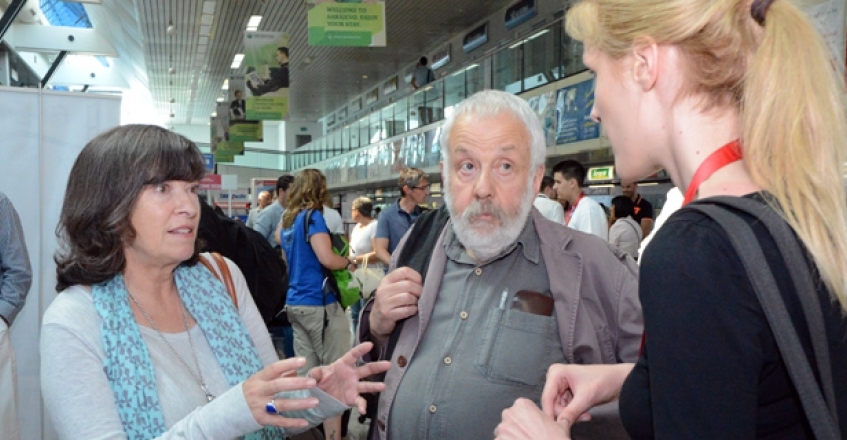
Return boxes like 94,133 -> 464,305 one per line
198,252 -> 238,309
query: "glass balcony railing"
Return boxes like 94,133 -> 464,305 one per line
248,18 -> 585,173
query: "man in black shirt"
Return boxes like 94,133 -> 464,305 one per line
622,180 -> 654,238
247,47 -> 289,96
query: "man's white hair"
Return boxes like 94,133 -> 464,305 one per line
440,90 -> 547,171
439,90 -> 544,261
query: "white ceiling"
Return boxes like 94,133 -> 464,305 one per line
53,0 -> 517,126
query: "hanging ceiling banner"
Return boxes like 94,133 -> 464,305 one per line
307,1 -> 386,47
244,31 -> 290,120
229,120 -> 263,142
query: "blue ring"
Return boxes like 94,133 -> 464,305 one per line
265,400 -> 279,415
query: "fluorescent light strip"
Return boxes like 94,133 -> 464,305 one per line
246,15 -> 262,31
231,53 -> 245,69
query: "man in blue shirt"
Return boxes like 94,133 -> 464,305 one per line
252,175 -> 294,248
374,168 -> 429,265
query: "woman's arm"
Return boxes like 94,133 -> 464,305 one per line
310,232 -> 350,270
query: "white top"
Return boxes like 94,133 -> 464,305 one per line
533,194 -> 565,224
609,216 -> 643,259
323,206 -> 345,234
568,195 -> 609,240
638,187 -> 683,264
41,256 -> 346,440
350,221 -> 378,268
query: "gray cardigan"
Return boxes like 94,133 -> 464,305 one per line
359,209 -> 642,439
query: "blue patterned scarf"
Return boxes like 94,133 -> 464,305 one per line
92,260 -> 283,439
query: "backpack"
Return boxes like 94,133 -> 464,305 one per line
198,199 -> 289,326
303,209 -> 361,309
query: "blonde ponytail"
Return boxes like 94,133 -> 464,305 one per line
742,0 -> 847,312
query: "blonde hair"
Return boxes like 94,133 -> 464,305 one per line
567,0 -> 847,312
282,169 -> 329,229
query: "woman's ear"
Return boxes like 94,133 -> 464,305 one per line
631,37 -> 660,92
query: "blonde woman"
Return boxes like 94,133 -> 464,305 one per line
496,0 -> 847,438
279,169 -> 353,440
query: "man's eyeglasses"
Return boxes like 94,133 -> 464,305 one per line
411,184 -> 430,191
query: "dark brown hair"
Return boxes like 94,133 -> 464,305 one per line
55,125 -> 206,291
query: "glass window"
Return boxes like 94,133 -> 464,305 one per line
523,27 -> 559,91
423,81 -> 443,125
394,97 -> 409,134
358,116 -> 369,149
466,63 -> 484,96
342,125 -> 352,152
370,112 -> 383,143
380,103 -> 396,139
410,89 -> 426,130
493,44 -> 522,93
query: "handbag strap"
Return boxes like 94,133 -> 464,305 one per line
687,198 -> 839,439
198,252 -> 238,309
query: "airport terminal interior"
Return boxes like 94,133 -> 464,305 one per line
2,0 -> 845,438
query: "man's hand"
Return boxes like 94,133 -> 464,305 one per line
369,267 -> 423,340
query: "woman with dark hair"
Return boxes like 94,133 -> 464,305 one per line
280,169 -> 353,440
40,125 -> 389,440
608,195 -> 642,259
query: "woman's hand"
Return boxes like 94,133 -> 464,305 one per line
495,398 -> 570,440
307,342 -> 391,414
541,363 -> 634,426
243,357 -> 320,430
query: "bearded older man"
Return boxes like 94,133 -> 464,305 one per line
357,90 -> 642,440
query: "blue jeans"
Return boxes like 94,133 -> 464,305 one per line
350,298 -> 366,336
268,325 -> 295,359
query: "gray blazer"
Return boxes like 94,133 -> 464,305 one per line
360,208 -> 642,439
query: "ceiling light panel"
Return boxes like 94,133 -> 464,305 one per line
231,53 -> 244,69
202,1 -> 216,15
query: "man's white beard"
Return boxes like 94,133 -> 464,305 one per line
444,176 -> 536,262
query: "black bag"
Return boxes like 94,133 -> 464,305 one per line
198,199 -> 289,326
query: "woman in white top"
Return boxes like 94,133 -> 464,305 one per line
42,125 -> 390,440
347,197 -> 378,332
608,195 -> 643,259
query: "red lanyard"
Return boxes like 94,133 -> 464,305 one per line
682,140 -> 743,206
565,193 -> 585,225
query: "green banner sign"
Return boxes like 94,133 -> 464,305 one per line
228,122 -> 263,142
214,141 -> 244,163
246,94 -> 289,120
308,3 -> 386,47
588,166 -> 614,181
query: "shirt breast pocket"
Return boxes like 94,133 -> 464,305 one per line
475,308 -> 561,390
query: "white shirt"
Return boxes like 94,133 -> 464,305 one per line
533,194 -> 565,224
322,206 -> 345,234
568,195 -> 609,240
638,187 -> 683,263
350,221 -> 378,267
609,216 -> 642,259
